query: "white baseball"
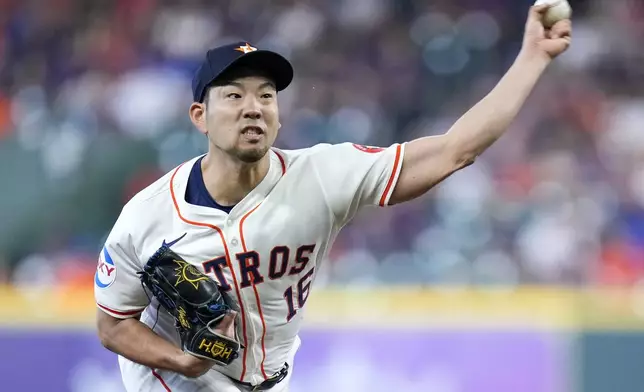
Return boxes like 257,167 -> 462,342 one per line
534,0 -> 572,27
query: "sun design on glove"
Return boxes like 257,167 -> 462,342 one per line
173,259 -> 208,289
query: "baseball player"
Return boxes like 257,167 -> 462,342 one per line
95,6 -> 571,391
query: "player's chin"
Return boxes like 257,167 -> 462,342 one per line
234,145 -> 270,163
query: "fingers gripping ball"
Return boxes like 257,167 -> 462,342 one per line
138,245 -> 242,366
534,0 -> 572,27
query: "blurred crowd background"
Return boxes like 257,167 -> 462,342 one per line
1,0 -> 643,292
2,1 -> 644,391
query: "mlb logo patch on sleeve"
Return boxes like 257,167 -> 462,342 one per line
95,248 -> 117,288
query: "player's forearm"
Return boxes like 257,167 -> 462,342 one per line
98,314 -> 185,373
444,50 -> 550,166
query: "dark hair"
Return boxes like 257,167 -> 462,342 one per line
203,86 -> 212,106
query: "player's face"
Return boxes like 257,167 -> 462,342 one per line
204,76 -> 279,163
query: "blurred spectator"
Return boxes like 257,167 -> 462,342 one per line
0,0 -> 642,288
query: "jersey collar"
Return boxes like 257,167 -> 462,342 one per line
170,150 -> 284,222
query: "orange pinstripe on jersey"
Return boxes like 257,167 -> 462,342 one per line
236,149 -> 288,380
379,144 -> 402,206
169,163 -> 250,382
151,369 -> 172,391
273,149 -> 286,175
239,203 -> 270,380
245,151 -> 287,379
237,149 -> 286,380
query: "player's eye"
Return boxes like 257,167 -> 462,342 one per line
261,93 -> 273,99
227,93 -> 242,99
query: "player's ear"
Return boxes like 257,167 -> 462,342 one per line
189,102 -> 208,135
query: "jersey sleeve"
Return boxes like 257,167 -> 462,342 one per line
94,206 -> 149,319
311,142 -> 404,224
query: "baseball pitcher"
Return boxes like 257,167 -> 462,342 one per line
95,5 -> 571,391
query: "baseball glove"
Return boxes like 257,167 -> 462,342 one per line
138,245 -> 241,366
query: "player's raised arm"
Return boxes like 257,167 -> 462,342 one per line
388,5 -> 572,205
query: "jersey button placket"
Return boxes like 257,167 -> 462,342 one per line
246,302 -> 260,380
226,218 -> 257,377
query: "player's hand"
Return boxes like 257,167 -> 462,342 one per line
175,311 -> 238,378
521,4 -> 572,61
212,310 -> 237,339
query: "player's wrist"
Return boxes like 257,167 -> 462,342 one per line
517,46 -> 552,70
157,346 -> 191,375
174,352 -> 214,378
170,352 -> 193,376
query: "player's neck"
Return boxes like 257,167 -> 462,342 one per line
200,150 -> 270,206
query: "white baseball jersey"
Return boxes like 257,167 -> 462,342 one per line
94,141 -> 404,389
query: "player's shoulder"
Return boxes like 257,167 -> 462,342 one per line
273,142 -> 390,167
119,156 -> 201,221
271,143 -> 329,160
272,142 -> 356,165
274,142 -> 352,156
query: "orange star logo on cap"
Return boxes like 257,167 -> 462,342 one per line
235,43 -> 258,54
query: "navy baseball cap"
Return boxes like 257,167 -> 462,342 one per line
192,41 -> 294,103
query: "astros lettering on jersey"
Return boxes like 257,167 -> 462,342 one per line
94,141 -> 404,385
